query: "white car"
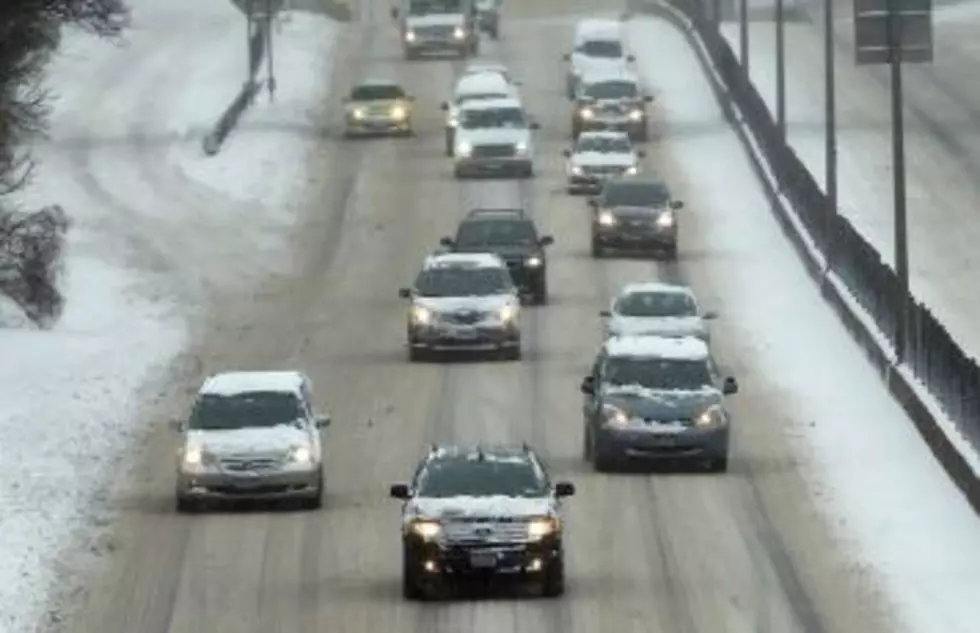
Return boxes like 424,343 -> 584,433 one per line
600,281 -> 717,340
562,130 -> 644,194
398,252 -> 522,361
462,61 -> 520,87
441,71 -> 518,156
453,97 -> 539,178
173,370 -> 331,512
563,18 -> 635,100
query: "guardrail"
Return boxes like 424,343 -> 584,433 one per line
630,0 -> 980,512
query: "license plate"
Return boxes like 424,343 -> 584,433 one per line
469,552 -> 498,568
652,435 -> 677,446
451,327 -> 478,339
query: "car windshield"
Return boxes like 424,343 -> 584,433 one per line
584,80 -> 637,100
615,291 -> 696,317
460,106 -> 526,129
415,266 -> 512,296
578,39 -> 623,58
577,135 -> 631,153
350,84 -> 404,100
416,457 -> 548,497
603,357 -> 713,391
456,219 -> 537,247
408,0 -> 461,14
190,391 -> 304,430
602,182 -> 670,207
456,91 -> 508,105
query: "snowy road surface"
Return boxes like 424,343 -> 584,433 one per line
0,0 -> 335,629
10,0 -> 978,631
720,2 -> 980,372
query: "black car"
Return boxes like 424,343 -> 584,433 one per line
440,208 -> 554,304
588,177 -> 684,259
389,444 -> 575,600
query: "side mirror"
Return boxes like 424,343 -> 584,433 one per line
562,53 -> 571,61
554,481 -> 576,497
599,309 -> 611,318
702,310 -> 719,320
561,149 -> 571,157
398,287 -> 412,298
315,414 -> 331,427
389,483 -> 411,499
644,95 -> 654,102
637,149 -> 646,158
439,236 -> 454,247
627,54 -> 636,62
539,235 -> 554,246
580,376 -> 595,394
670,200 -> 684,210
529,121 -> 541,130
587,197 -> 598,208
723,376 -> 739,395
439,101 -> 449,111
390,7 -> 399,18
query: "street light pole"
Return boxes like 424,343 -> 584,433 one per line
823,0 -> 838,267
740,0 -> 750,74
775,0 -> 786,138
265,0 -> 276,100
887,0 -> 910,363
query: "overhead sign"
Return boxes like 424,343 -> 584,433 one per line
853,0 -> 932,64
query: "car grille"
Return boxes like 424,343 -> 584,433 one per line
220,457 -> 282,471
584,165 -> 625,175
366,104 -> 391,117
643,417 -> 694,427
442,310 -> 485,324
599,104 -> 627,115
443,518 -> 530,545
417,25 -> 453,38
471,143 -> 515,158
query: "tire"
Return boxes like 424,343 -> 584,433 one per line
402,556 -> 424,600
532,283 -> 548,305
445,141 -> 454,157
302,473 -> 324,509
542,556 -> 565,597
453,167 -> 467,179
708,456 -> 729,473
590,236 -> 604,258
408,346 -> 427,362
662,243 -> 678,260
582,426 -> 593,461
502,344 -> 522,361
591,437 -> 615,472
520,166 -> 534,179
571,125 -> 581,139
176,494 -> 199,513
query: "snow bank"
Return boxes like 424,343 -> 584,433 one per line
629,16 -> 980,633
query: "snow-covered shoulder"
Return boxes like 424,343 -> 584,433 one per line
604,334 -> 709,360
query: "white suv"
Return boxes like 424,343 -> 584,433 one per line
562,18 -> 635,99
453,97 -> 539,178
440,71 -> 518,156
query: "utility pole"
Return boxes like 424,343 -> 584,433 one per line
775,0 -> 786,138
824,0 -> 838,268
888,2 -> 909,362
265,0 -> 276,100
740,0 -> 749,74
246,0 -> 255,87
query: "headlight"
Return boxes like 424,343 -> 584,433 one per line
515,141 -> 528,155
453,26 -> 466,39
405,30 -> 417,42
695,405 -> 725,428
602,404 -> 629,427
525,256 -> 542,267
182,444 -> 215,468
656,211 -> 675,228
625,165 -> 638,175
288,444 -> 313,464
411,305 -> 433,325
628,109 -> 643,121
570,165 -> 583,176
456,141 -> 472,157
409,520 -> 441,540
351,108 -> 365,120
390,105 -> 407,120
498,304 -> 518,322
579,108 -> 594,120
597,210 -> 616,226
448,114 -> 458,128
527,517 -> 558,540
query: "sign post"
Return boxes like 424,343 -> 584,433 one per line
853,0 -> 932,363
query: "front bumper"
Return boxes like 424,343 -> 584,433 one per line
567,171 -> 630,192
405,536 -> 561,577
593,222 -> 677,248
576,117 -> 646,136
504,262 -> 546,295
404,38 -> 469,54
176,467 -> 320,500
409,322 -> 520,351
455,156 -> 532,177
345,116 -> 411,136
595,425 -> 729,463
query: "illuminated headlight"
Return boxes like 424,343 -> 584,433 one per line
579,108 -> 595,120
656,211 -> 675,228
597,210 -> 616,226
628,109 -> 644,121
695,405 -> 725,428
405,30 -> 417,42
447,114 -> 459,128
515,142 -> 528,155
625,165 -> 638,175
602,404 -> 629,427
456,141 -> 472,157
351,108 -> 365,120
390,105 -> 407,120
409,519 -> 441,540
453,26 -> 466,39
570,165 -> 583,176
525,256 -> 542,267
527,517 -> 558,540
411,305 -> 433,325
288,444 -> 313,464
498,304 -> 518,322
182,444 -> 215,469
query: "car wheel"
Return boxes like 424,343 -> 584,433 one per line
501,345 -> 522,361
582,426 -> 593,461
662,243 -> 678,260
533,284 -> 548,305
590,237 -> 604,258
302,473 -> 324,509
453,167 -> 466,179
403,557 -> 424,600
542,556 -> 565,597
176,494 -> 199,513
592,438 -> 615,472
708,456 -> 728,473
521,166 -> 534,179
408,346 -> 427,362
444,142 -> 454,157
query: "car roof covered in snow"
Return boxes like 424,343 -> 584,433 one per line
574,18 -> 623,40
455,71 -> 512,95
423,252 -> 506,269
464,61 -> 509,75
604,335 -> 709,361
200,371 -> 306,397
427,443 -> 536,463
577,130 -> 631,142
580,66 -> 640,84
459,96 -> 523,111
356,77 -> 401,88
617,281 -> 696,298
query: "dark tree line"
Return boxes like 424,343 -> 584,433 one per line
0,0 -> 128,326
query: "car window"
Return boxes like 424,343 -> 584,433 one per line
601,182 -> 670,207
190,391 -> 304,430
408,0 -> 461,15
415,266 -> 513,297
350,84 -> 404,100
614,291 -> 696,317
455,219 -> 537,247
576,135 -> 631,153
416,457 -> 549,497
577,39 -> 623,58
460,106 -> 526,129
583,80 -> 638,100
602,357 -> 712,390
456,91 -> 508,105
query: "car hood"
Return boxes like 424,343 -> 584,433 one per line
609,205 -> 669,219
606,315 -> 706,338
572,56 -> 630,74
573,151 -> 635,167
406,495 -> 553,522
453,244 -> 538,260
348,98 -> 403,109
457,127 -> 530,145
582,98 -> 641,112
407,14 -> 465,27
414,293 -> 516,313
601,383 -> 722,422
187,425 -> 309,456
